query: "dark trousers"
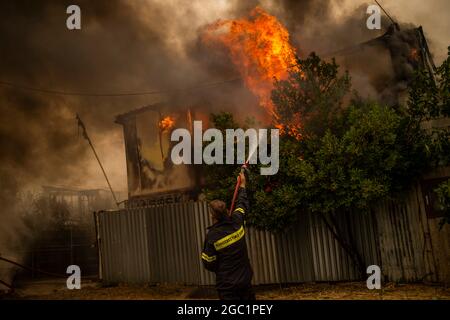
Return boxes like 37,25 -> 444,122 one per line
218,285 -> 256,300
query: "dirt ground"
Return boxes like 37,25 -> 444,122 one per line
2,279 -> 449,300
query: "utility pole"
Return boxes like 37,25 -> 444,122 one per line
76,114 -> 119,208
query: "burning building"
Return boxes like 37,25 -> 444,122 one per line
1,2 -> 448,298
114,7 -> 441,206
92,8 -> 449,286
331,24 -> 437,106
115,103 -> 204,207
41,185 -> 120,220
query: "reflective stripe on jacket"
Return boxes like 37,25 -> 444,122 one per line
201,188 -> 253,290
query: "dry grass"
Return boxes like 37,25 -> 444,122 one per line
5,279 -> 192,300
3,279 -> 449,300
257,282 -> 450,300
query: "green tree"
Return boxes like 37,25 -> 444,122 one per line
203,50 -> 450,276
407,47 -> 450,168
202,112 -> 240,204
272,52 -> 350,137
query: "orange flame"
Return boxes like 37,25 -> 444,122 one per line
275,123 -> 302,140
409,48 -> 419,61
203,6 -> 298,119
159,116 -> 175,132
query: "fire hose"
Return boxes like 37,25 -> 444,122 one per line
229,144 -> 257,215
229,163 -> 248,215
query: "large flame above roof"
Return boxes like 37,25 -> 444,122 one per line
203,6 -> 299,120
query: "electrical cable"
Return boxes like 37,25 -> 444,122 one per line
0,77 -> 242,97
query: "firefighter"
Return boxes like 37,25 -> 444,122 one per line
201,172 -> 255,300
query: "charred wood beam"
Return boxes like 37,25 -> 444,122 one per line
0,255 -> 67,278
0,279 -> 14,293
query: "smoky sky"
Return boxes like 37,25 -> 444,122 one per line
0,0 -> 206,193
0,0 -> 448,198
0,0 -> 448,291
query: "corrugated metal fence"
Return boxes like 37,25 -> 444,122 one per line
96,203 -> 380,285
376,185 -> 449,282
96,185 -> 449,285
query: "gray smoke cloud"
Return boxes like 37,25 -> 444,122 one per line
0,1 -> 265,289
1,0 -> 447,192
0,0 -> 448,289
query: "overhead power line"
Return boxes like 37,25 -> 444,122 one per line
0,77 -> 242,97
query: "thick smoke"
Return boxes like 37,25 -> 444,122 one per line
0,1 -> 267,288
271,1 -> 445,104
0,0 -> 448,289
0,0 -> 213,288
0,1 -> 445,194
